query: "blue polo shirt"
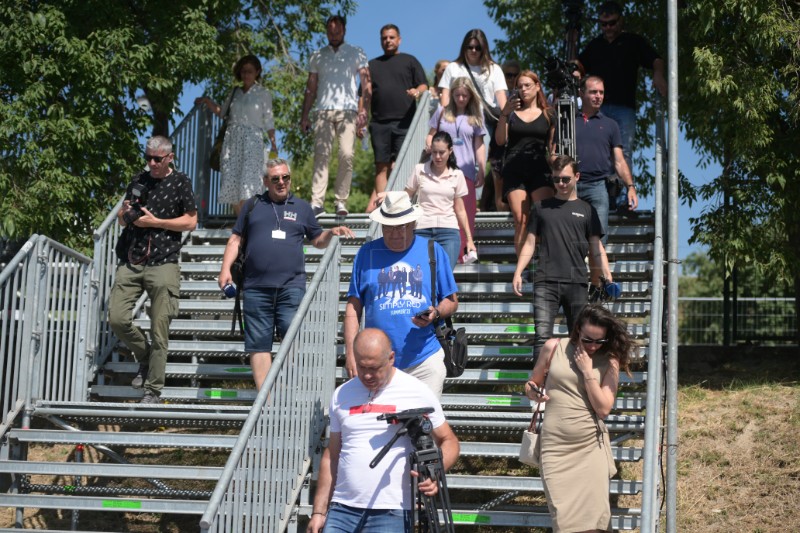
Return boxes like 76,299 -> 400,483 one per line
575,111 -> 623,182
233,193 -> 322,289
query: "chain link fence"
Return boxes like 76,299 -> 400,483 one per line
679,297 -> 797,345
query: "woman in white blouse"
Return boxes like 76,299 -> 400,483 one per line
196,55 -> 277,215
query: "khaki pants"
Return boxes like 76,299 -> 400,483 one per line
108,262 -> 180,393
311,109 -> 357,207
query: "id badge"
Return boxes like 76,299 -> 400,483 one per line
453,138 -> 465,146
272,229 -> 286,240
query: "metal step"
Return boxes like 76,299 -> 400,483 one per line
474,224 -> 654,243
8,429 -> 238,449
131,318 -> 649,340
0,460 -> 222,480
458,441 -> 642,462
0,493 -> 206,514
446,474 -> 642,495
178,259 -> 654,282
444,412 -> 645,433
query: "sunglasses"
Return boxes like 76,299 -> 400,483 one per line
144,153 -> 169,163
466,45 -> 482,52
580,336 -> 608,345
552,176 -> 572,184
600,17 -> 620,27
270,174 -> 291,184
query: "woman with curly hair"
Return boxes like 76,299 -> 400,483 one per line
524,304 -> 637,532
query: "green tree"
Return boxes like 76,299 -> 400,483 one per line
484,0 -> 800,340
0,0 -> 354,251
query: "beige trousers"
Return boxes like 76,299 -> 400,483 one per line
311,109 -> 357,207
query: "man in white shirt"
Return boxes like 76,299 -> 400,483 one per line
301,15 -> 370,217
307,328 -> 460,533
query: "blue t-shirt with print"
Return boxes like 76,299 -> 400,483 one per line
232,193 -> 322,289
347,236 -> 458,369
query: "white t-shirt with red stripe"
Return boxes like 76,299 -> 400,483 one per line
328,369 -> 446,510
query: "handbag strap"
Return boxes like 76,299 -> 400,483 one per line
528,401 -> 543,432
464,64 -> 499,120
231,195 -> 258,334
222,87 -> 238,121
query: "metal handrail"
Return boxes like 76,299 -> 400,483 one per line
366,91 -> 433,240
200,238 -> 342,532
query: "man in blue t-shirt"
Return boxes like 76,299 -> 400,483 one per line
345,191 -> 458,398
218,158 -> 354,390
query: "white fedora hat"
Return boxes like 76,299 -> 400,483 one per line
369,191 -> 422,226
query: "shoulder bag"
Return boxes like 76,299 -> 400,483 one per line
519,400 -> 543,466
427,239 -> 468,377
230,195 -> 258,333
210,87 -> 238,172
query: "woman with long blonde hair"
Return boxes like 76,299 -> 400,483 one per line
425,77 -> 485,263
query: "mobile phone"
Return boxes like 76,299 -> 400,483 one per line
508,89 -> 519,100
528,381 -> 544,396
414,309 -> 432,319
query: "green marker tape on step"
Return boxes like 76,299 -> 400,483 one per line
224,368 -> 251,373
499,347 -> 532,355
487,397 -> 522,406
205,390 -> 239,398
102,500 -> 142,509
495,371 -> 529,380
504,325 -> 536,333
452,513 -> 490,524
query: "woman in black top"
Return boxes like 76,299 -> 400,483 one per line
495,70 -> 555,258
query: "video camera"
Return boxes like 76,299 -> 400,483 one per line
122,182 -> 149,225
544,55 -> 581,96
377,407 -> 435,450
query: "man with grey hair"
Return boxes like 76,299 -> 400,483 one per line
109,135 -> 197,404
218,158 -> 355,389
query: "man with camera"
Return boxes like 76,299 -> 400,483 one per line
344,191 -> 459,398
109,136 -> 197,404
217,158 -> 354,390
307,328 -> 460,533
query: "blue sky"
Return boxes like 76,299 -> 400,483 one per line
178,0 -> 716,260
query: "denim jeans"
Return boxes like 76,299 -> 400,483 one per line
533,280 -> 588,361
577,179 -> 609,245
414,228 -> 461,270
242,286 -> 305,352
323,502 -> 412,533
601,103 -> 636,171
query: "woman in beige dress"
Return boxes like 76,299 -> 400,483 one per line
524,304 -> 636,532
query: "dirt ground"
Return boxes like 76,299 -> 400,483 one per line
2,346 -> 798,532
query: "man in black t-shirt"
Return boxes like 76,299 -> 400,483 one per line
576,1 -> 666,173
361,24 -> 428,212
109,136 -> 197,404
512,155 -> 612,360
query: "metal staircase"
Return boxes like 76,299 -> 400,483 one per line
0,90 -> 666,531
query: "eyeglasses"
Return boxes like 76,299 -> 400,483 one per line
552,176 -> 572,185
580,336 -> 608,345
269,174 -> 291,184
144,153 -> 169,163
600,17 -> 620,27
384,223 -> 411,232
504,71 -> 519,79
466,45 -> 482,52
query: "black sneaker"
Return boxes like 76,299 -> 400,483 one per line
140,390 -> 161,404
312,205 -> 325,218
131,364 -> 148,389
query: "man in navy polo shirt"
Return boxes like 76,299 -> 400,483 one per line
218,158 -> 355,389
575,75 -> 638,246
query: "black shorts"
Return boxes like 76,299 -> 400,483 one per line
369,120 -> 410,163
501,154 -> 553,201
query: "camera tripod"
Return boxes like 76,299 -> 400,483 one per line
370,408 -> 455,533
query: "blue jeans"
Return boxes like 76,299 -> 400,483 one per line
601,104 -> 636,172
242,286 -> 305,352
323,502 -> 412,533
577,179 -> 609,245
533,280 -> 588,361
414,228 -> 461,270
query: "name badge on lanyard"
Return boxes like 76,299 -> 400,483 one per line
453,138 -> 465,146
272,229 -> 286,240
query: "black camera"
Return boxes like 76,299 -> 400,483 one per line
377,407 -> 435,449
544,56 -> 580,95
122,182 -> 149,225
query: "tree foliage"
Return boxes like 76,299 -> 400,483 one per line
0,0 -> 354,251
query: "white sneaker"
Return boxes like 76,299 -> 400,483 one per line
335,201 -> 348,216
